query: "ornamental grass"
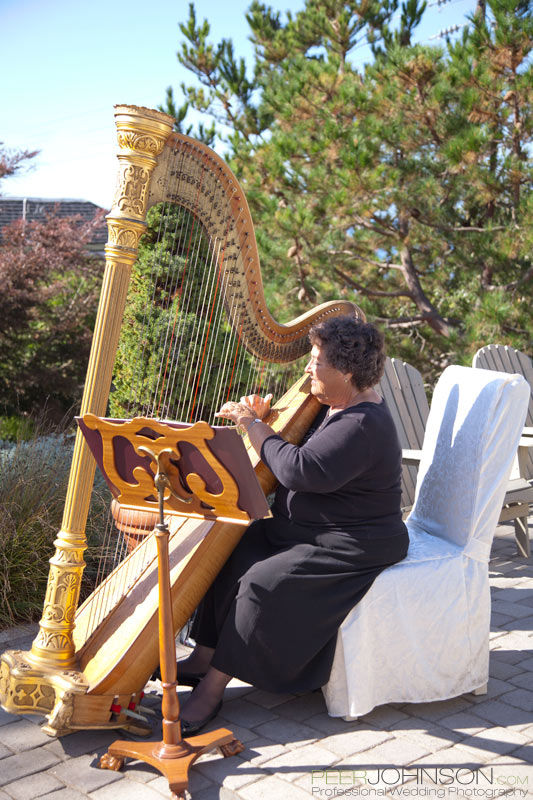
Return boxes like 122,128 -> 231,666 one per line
0,418 -> 108,629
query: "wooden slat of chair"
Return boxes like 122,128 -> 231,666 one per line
378,358 -> 429,514
393,359 -> 427,445
378,365 -> 416,508
473,344 -> 533,557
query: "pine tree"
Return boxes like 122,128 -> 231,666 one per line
163,0 -> 532,379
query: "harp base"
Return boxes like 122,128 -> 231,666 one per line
99,729 -> 245,799
0,649 -> 151,737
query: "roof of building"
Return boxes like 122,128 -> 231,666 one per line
0,197 -> 108,246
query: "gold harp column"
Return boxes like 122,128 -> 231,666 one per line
28,106 -> 175,669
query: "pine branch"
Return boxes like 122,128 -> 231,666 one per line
333,267 -> 412,298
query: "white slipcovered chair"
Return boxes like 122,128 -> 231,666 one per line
323,365 -> 529,719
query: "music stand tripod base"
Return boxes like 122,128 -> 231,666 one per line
100,729 -> 244,799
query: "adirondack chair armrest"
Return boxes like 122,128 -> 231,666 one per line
402,448 -> 422,465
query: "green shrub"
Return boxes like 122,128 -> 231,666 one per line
0,415 -> 35,443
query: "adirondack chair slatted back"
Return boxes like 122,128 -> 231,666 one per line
377,358 -> 430,511
473,345 -> 533,481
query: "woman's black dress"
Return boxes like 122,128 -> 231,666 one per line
191,400 -> 409,693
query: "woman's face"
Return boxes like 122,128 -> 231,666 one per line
304,344 -> 349,405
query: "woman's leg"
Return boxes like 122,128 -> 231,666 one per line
179,665 -> 232,725
177,644 -> 214,674
176,519 -> 275,681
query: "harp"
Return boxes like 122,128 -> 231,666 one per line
0,105 -> 362,737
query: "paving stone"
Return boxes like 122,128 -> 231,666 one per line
38,790 -> 87,800
0,625 -> 38,647
489,658 -> 525,680
0,741 -> 14,759
256,741 -> 338,782
436,712 -> 487,735
343,736 -> 433,768
493,632 -> 533,654
490,642 -> 533,664
219,699 -> 277,730
401,697 -> 473,723
0,791 -> 12,800
193,749 -> 262,790
491,611 -> 514,628
44,729 -> 122,761
409,746 -> 486,770
273,692 -> 327,722
144,774 -> 190,796
468,699 -> 533,729
492,587 -> 533,603
501,688 -> 533,712
49,754 -> 124,792
321,727 -> 392,758
0,749 -> 61,787
90,779 -> 167,798
241,737 -> 289,767
2,772 -> 65,799
238,774 -> 312,799
500,614 -> 533,633
514,656 -> 533,672
215,719 -> 257,745
303,712 -> 364,736
484,756 -> 532,788
0,718 -> 67,754
0,709 -> 22,727
467,677 -> 514,701
359,706 -> 411,729
253,718 -> 319,750
390,720 -> 462,752
116,760 -> 160,784
245,690 -> 296,710
456,726 -> 531,759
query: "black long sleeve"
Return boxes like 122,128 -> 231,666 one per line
260,401 -> 405,536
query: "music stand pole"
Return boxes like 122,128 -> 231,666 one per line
100,451 -> 244,800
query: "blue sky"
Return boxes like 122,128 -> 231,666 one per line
1,0 -> 477,209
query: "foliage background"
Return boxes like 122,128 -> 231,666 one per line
163,0 -> 532,382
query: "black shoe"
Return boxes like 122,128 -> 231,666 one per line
181,700 -> 223,736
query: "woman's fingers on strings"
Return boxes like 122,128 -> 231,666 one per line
240,393 -> 273,418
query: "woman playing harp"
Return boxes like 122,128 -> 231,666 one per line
176,316 -> 409,735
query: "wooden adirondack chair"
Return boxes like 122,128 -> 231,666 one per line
377,358 -> 429,514
473,345 -> 533,558
379,355 -> 533,557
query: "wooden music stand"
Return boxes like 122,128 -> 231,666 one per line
78,416 -> 267,799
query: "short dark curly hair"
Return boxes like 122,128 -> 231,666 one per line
308,316 -> 386,390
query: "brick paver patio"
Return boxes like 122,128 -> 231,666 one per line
1,520 -> 532,799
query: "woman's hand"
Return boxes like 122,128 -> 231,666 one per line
240,393 -> 273,421
216,393 -> 273,431
216,401 -> 255,429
